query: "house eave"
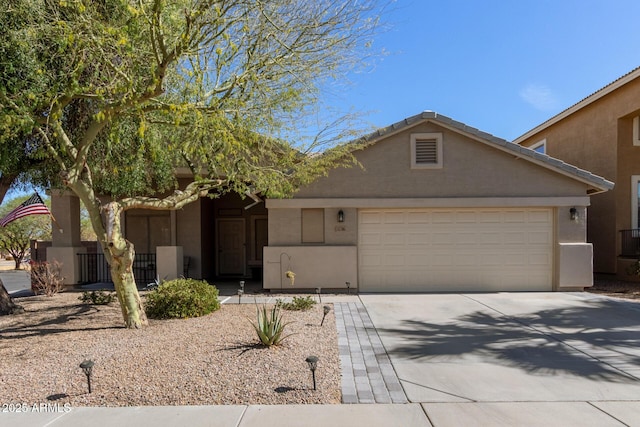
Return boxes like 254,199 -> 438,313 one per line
513,66 -> 640,144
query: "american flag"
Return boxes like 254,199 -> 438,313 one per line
0,193 -> 51,227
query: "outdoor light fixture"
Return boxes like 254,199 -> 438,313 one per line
346,281 -> 351,295
337,210 -> 344,223
321,305 -> 331,326
239,280 -> 245,291
570,207 -> 578,221
237,289 -> 244,304
305,355 -> 319,390
315,287 -> 322,304
79,359 -> 94,394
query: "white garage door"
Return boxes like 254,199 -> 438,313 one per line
358,208 -> 553,292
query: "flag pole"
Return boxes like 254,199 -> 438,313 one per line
50,212 -> 63,234
34,191 -> 63,234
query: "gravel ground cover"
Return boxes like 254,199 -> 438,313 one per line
0,292 -> 340,407
588,276 -> 640,301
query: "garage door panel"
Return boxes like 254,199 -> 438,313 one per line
384,233 -> 405,245
529,231 -> 552,244
359,208 -> 553,292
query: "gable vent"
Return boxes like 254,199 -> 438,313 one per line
414,139 -> 438,164
411,132 -> 443,169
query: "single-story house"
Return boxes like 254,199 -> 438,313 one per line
48,111 -> 613,292
264,111 -> 613,292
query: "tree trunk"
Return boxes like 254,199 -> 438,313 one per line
13,258 -> 21,270
108,241 -> 148,328
102,202 -> 148,328
0,279 -> 24,315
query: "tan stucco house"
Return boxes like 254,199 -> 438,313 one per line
263,111 -> 612,292
515,67 -> 640,279
48,111 -> 612,292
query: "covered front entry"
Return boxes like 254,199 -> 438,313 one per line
358,208 -> 554,292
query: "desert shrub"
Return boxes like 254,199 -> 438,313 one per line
251,305 -> 291,346
276,295 -> 316,311
145,278 -> 220,319
79,291 -> 115,305
30,260 -> 64,296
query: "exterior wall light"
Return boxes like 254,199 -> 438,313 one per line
79,359 -> 94,393
570,207 -> 578,221
338,210 -> 344,223
305,355 -> 319,390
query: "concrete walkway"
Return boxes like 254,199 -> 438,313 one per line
4,285 -> 640,426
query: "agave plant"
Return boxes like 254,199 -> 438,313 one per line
252,305 -> 291,346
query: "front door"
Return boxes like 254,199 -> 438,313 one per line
216,218 -> 246,276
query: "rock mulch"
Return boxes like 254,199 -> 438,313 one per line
0,293 -> 340,407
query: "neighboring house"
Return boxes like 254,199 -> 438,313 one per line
264,111 -> 612,292
515,67 -> 640,279
48,111 -> 612,292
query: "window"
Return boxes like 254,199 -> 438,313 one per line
411,133 -> 443,168
632,176 -> 640,228
301,208 -> 324,243
530,139 -> 546,154
633,116 -> 640,146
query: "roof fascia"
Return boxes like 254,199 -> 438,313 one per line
513,67 -> 640,144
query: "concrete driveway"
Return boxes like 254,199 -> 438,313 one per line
360,292 -> 640,426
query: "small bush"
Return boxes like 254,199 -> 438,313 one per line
145,278 -> 220,319
276,295 -> 316,311
30,260 -> 64,296
79,291 -> 115,305
251,305 -> 291,346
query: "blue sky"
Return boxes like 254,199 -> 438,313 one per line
324,0 -> 640,141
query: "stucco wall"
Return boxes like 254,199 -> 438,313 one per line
177,199 -> 202,278
518,76 -> 640,274
297,122 -> 589,199
265,119 -> 596,291
263,246 -> 357,290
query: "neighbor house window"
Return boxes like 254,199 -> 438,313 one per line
632,176 -> 640,228
530,139 -> 546,154
633,116 -> 640,146
301,208 -> 324,243
411,133 -> 443,169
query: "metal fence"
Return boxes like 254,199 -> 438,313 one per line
620,229 -> 640,258
77,253 -> 157,286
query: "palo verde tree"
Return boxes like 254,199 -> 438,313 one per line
0,0 -> 380,327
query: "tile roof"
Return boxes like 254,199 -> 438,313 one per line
361,111 -> 614,194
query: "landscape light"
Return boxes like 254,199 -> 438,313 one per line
305,355 -> 319,390
79,359 -> 94,394
321,305 -> 331,326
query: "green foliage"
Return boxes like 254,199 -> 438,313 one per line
251,305 -> 291,346
145,278 -> 220,319
79,290 -> 115,305
0,196 -> 51,267
0,0 -> 380,328
276,296 -> 317,311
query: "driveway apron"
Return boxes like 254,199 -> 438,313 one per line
359,292 -> 640,405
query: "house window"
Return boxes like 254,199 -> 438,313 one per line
633,116 -> 640,146
632,176 -> 640,228
411,133 -> 443,168
301,208 -> 324,243
530,139 -> 546,154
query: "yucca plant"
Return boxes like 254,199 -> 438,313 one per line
252,305 -> 291,346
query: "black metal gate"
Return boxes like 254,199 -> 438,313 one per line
77,253 -> 157,286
